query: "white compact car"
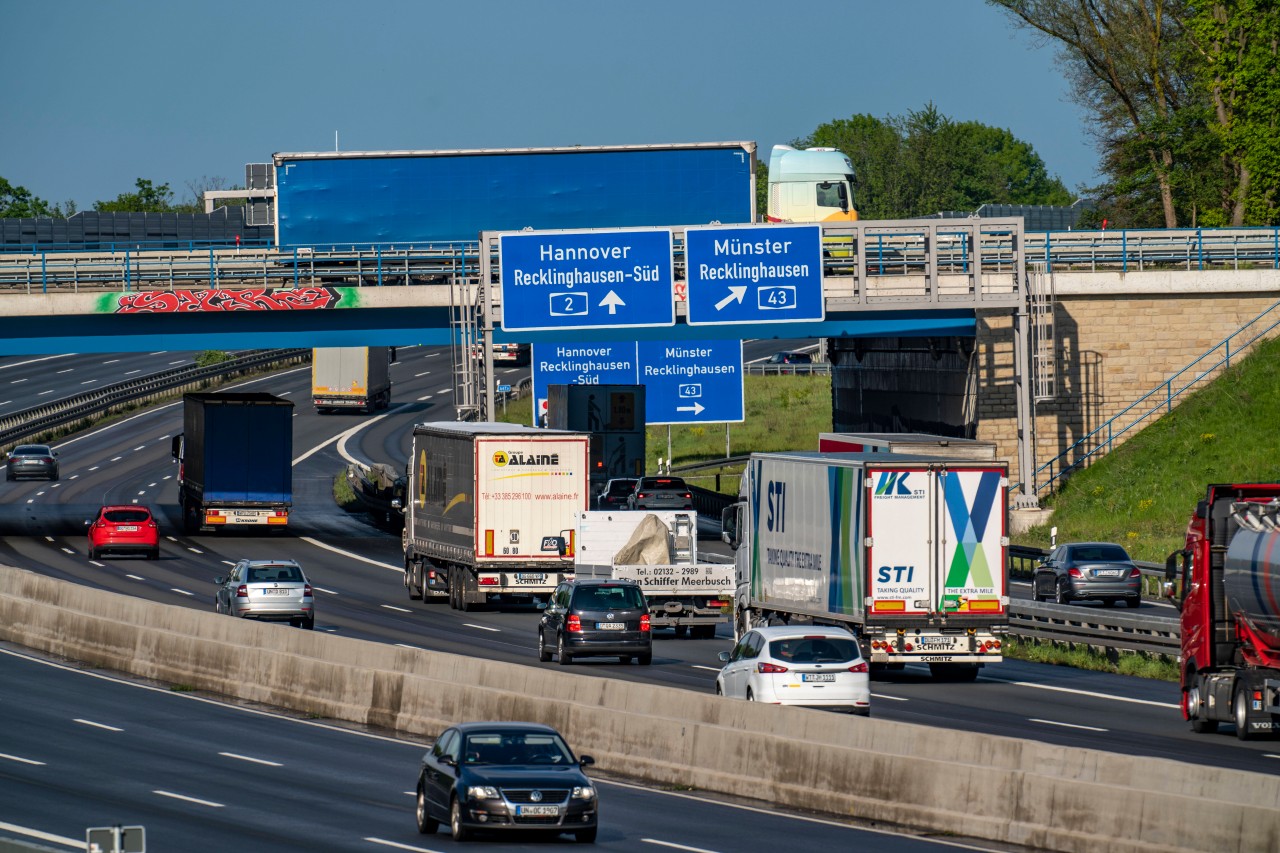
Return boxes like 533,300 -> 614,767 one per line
715,625 -> 870,715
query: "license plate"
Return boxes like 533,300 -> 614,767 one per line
801,673 -> 836,682
596,622 -> 624,630
515,573 -> 545,584
117,525 -> 138,532
1095,570 -> 1123,577
516,805 -> 560,816
262,588 -> 290,595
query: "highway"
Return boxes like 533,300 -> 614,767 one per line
0,352 -> 219,419
0,340 -> 1276,825
0,644 -> 1001,853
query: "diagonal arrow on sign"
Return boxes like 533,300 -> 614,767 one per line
599,290 -> 626,314
714,286 -> 747,311
676,402 -> 705,415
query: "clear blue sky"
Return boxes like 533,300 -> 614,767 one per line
2,1 -> 1092,211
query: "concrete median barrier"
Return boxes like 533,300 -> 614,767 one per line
0,565 -> 1275,853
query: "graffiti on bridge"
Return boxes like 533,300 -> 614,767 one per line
112,286 -> 348,313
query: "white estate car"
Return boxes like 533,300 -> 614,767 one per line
715,625 -> 870,715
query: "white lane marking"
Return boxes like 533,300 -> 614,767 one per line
110,456 -> 122,462
1264,754 -> 1280,760
80,379 -> 96,385
871,693 -> 909,702
137,491 -> 146,496
643,841 -> 721,852
165,536 -> 180,542
75,718 -> 123,732
986,678 -> 1180,709
0,354 -> 73,372
691,665 -> 720,672
37,389 -> 54,396
125,369 -> 141,375
418,394 -> 433,400
133,445 -> 145,451
102,359 -> 120,365
44,536 -> 54,542
153,790 -> 224,808
60,548 -> 75,555
167,360 -> 185,365
88,465 -> 100,471
0,821 -> 83,850
424,351 -> 439,357
396,644 -> 426,651
414,371 -> 432,377
365,838 -> 445,852
0,400 -> 9,405
219,751 -> 283,767
10,378 -> 27,384
162,474 -> 171,480
299,536 -> 400,572
187,547 -> 204,554
171,589 -> 194,597
148,482 -> 157,487
313,586 -> 338,595
382,605 -> 412,613
125,574 -> 144,580
0,752 -> 45,766
1030,718 -> 1108,732
68,475 -> 78,480
465,623 -> 499,632
220,560 -> 236,566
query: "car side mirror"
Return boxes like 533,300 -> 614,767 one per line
84,519 -> 92,527
717,651 -> 730,663
390,497 -> 402,510
214,576 -> 225,585
439,755 -> 456,767
578,755 -> 594,767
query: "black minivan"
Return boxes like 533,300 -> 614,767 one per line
539,578 -> 652,666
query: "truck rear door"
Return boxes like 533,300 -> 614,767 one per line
935,468 -> 1006,616
866,465 -> 934,616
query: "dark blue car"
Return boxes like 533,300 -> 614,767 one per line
416,721 -> 598,843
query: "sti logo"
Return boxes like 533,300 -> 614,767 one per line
874,471 -> 914,496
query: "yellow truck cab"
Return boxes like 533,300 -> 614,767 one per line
766,144 -> 858,224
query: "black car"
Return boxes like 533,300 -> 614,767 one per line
416,721 -> 598,843
1033,541 -> 1142,608
765,351 -> 814,374
626,476 -> 692,511
539,578 -> 652,665
595,477 -> 638,510
5,444 -> 59,481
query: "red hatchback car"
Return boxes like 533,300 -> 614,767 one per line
88,505 -> 160,560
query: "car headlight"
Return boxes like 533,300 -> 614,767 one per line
571,785 -> 595,800
467,786 -> 501,800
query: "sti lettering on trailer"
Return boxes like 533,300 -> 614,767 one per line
499,229 -> 675,332
767,480 -> 786,532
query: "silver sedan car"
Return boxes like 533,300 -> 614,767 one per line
215,559 -> 315,629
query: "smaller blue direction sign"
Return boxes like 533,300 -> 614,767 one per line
637,339 -> 743,424
531,342 -> 640,427
685,224 -> 824,326
500,229 -> 675,332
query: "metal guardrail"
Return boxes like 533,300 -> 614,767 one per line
4,226 -> 1277,294
742,363 -> 831,376
0,349 -> 309,449
1007,601 -> 1180,655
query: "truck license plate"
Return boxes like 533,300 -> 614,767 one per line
514,573 -> 545,584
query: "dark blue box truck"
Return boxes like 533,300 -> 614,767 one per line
171,392 -> 294,534
270,141 -> 757,246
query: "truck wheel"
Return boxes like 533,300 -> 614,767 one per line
1234,684 -> 1254,741
538,629 -> 552,663
406,564 -> 422,601
447,573 -> 458,610
1187,674 -> 1219,734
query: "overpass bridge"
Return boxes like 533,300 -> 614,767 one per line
1,220 -> 1278,504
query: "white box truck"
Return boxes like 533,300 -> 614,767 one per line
311,346 -> 392,413
573,510 -> 734,638
400,422 -> 588,610
721,451 -> 1009,681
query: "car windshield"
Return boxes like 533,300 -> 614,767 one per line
103,509 -> 150,524
247,565 -> 303,583
463,732 -> 573,766
1069,545 -> 1130,562
768,635 -> 860,664
573,585 -> 646,610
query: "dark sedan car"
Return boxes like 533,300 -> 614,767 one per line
594,477 -> 638,510
5,444 -> 59,481
626,476 -> 692,511
416,721 -> 598,843
1033,541 -> 1142,607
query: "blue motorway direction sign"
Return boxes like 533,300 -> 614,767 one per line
637,339 -> 743,424
684,223 -> 824,325
499,229 -> 675,332
531,340 -> 743,426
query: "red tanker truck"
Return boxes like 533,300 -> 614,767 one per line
1165,483 -> 1280,739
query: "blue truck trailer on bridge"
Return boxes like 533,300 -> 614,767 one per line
271,142 -> 757,246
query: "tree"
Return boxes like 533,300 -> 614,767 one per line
0,176 -> 60,218
988,0 -> 1195,227
95,178 -> 176,212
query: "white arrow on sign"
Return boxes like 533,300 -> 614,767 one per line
676,402 -> 705,415
599,291 -> 626,314
714,286 -> 748,311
